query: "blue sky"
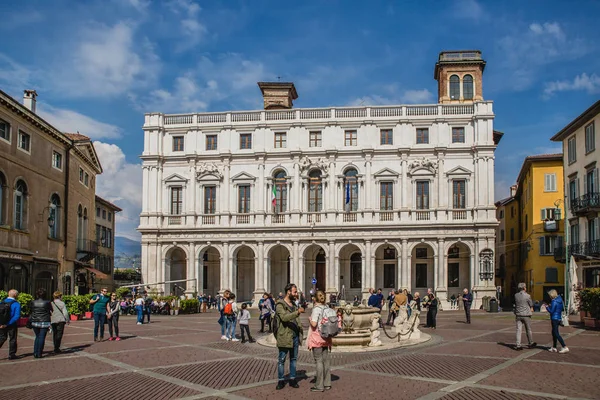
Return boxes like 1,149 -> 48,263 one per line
1,0 -> 599,241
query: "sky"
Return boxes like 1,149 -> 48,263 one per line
1,0 -> 599,242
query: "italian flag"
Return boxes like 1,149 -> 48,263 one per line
271,185 -> 277,209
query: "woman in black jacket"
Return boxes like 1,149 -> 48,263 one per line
30,288 -> 52,358
426,293 -> 438,329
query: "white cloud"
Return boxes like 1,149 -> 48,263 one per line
0,9 -> 44,30
168,0 -> 208,51
94,141 -> 142,241
452,0 -> 486,22
0,53 -> 36,94
496,22 -> 590,90
125,0 -> 150,12
544,73 -> 600,97
55,21 -> 159,97
38,104 -> 122,140
348,88 -> 434,106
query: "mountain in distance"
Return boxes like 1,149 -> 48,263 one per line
114,236 -> 141,270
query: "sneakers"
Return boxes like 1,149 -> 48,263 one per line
220,335 -> 227,340
289,380 -> 299,389
559,347 -> 570,354
231,338 -> 240,342
108,337 -> 114,341
515,346 -> 523,351
276,381 -> 286,390
137,322 -> 142,325
548,347 -> 558,352
115,337 -> 121,341
528,342 -> 537,348
310,387 -> 324,392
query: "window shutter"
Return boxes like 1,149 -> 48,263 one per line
552,174 -> 556,191
541,208 -> 546,221
595,169 -> 599,194
539,237 -> 545,255
584,174 -> 588,195
577,178 -> 580,197
556,235 -> 563,250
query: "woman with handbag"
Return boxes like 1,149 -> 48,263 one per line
51,291 -> 70,353
29,288 -> 52,359
106,292 -> 121,341
547,289 -> 569,353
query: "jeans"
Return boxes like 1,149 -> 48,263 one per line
136,305 -> 144,324
144,308 -> 151,323
33,327 -> 49,357
108,315 -> 120,338
51,322 -> 66,351
551,319 -> 566,348
312,346 -> 331,390
93,312 -> 106,339
226,316 -> 237,339
464,302 -> 471,323
427,308 -> 437,327
515,316 -> 533,347
0,325 -> 17,357
277,335 -> 299,381
240,324 -> 252,341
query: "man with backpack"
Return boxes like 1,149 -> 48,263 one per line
307,290 -> 339,392
275,283 -> 304,390
0,289 -> 21,360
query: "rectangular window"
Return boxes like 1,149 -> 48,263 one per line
539,236 -> 556,256
238,185 -> 251,213
585,122 -> 595,153
274,132 -> 287,148
380,182 -> 393,210
586,169 -> 598,194
309,131 -> 322,147
108,212 -> 112,222
416,264 -> 427,287
204,186 -> 216,214
545,267 -> 559,283
308,176 -> 322,212
568,136 -> 577,164
499,210 -> 504,219
500,230 -> 505,242
588,218 -> 598,241
344,130 -> 357,146
383,264 -> 395,288
544,173 -> 557,192
96,224 -> 101,244
380,129 -> 393,145
569,179 -> 578,204
510,228 -> 515,241
240,134 -> 252,149
101,226 -> 107,247
448,263 -> 459,287
96,207 -> 101,217
452,127 -> 465,143
570,223 -> 579,245
206,135 -> 217,151
79,167 -> 84,183
170,187 -> 183,215
0,119 -> 10,141
416,128 -> 429,144
107,228 -> 112,248
18,131 -> 30,152
351,261 -> 361,289
52,151 -> 63,170
84,172 -> 89,187
102,210 -> 106,219
416,248 -> 427,259
173,136 -> 184,152
416,181 -> 429,209
452,180 -> 466,208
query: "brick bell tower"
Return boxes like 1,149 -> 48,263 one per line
434,50 -> 486,104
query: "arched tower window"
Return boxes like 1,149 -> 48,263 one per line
463,74 -> 474,100
344,168 -> 358,212
308,170 -> 322,212
0,172 -> 5,225
449,75 -> 460,100
49,194 -> 61,239
14,180 -> 27,230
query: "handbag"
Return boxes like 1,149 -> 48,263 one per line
25,319 -> 32,329
560,312 -> 569,327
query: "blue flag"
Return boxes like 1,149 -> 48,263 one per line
345,182 -> 350,209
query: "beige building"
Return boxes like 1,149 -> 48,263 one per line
94,195 -> 121,290
0,89 -> 103,295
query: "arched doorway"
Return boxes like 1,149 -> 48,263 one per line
269,245 -> 290,295
303,244 -> 326,295
234,246 -> 255,302
375,245 -> 397,290
168,248 -> 187,295
447,243 -> 471,299
339,244 -> 362,300
34,271 -> 55,296
200,246 -> 221,297
411,244 -> 435,293
7,265 -> 27,294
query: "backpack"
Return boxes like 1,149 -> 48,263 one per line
0,300 -> 12,325
223,302 -> 234,316
272,313 -> 279,336
317,306 -> 339,339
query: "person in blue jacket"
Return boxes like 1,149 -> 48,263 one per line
547,289 -> 569,354
0,289 -> 22,360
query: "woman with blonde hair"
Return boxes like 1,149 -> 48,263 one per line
308,290 -> 337,392
547,290 -> 569,353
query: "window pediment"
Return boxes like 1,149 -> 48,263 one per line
373,167 -> 399,179
231,171 -> 256,183
446,166 -> 472,177
164,173 -> 189,185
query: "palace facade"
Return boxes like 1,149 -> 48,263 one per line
139,51 -> 502,307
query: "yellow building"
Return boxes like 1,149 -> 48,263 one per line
495,187 -> 520,303
516,154 -> 565,302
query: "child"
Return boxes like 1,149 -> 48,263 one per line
224,293 -> 239,341
239,303 -> 255,343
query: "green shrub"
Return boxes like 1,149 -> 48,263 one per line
17,293 -> 34,317
0,290 -> 7,301
577,288 -> 600,319
180,299 -> 199,314
115,287 -> 130,299
63,295 -> 92,315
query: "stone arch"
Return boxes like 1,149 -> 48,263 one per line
411,242 -> 435,293
407,240 -> 437,256
302,243 -> 327,295
335,241 -> 365,255
338,243 -> 363,299
265,242 -> 293,257
268,244 -> 291,295
198,245 -> 221,297
269,165 -> 290,177
233,244 -> 255,302
443,240 -> 474,254
166,246 -> 187,294
374,242 -> 400,290
163,244 -> 190,260
230,243 -> 259,259
446,241 -> 472,298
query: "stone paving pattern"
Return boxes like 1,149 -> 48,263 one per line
0,310 -> 598,400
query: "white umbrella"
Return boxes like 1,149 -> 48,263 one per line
567,255 -> 578,314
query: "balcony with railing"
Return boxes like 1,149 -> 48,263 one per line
146,102 -> 490,129
76,239 -> 98,263
555,239 -> 600,263
570,193 -> 600,215
168,215 -> 182,225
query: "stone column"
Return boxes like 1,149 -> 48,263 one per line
293,162 -> 300,211
256,242 -> 265,295
258,162 -> 265,213
437,238 -> 447,304
292,241 -> 300,285
223,162 -> 231,214
365,158 -> 372,210
361,256 -> 367,300
222,242 -> 230,292
328,241 -> 336,294
401,239 -> 409,291
186,242 -> 196,296
401,157 -> 408,208
298,256 -> 305,293
488,157 -> 495,211
365,240 -> 373,289
157,244 -> 165,295
473,156 -> 479,207
142,166 -> 149,213
329,160 -> 336,211
438,156 -> 445,208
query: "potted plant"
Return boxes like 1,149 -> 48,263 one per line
17,292 -> 33,327
577,288 -> 600,328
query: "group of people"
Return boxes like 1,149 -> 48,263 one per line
216,290 -> 255,343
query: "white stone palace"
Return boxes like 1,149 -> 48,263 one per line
139,50 -> 502,308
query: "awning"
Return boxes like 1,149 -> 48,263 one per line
84,267 -> 109,280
